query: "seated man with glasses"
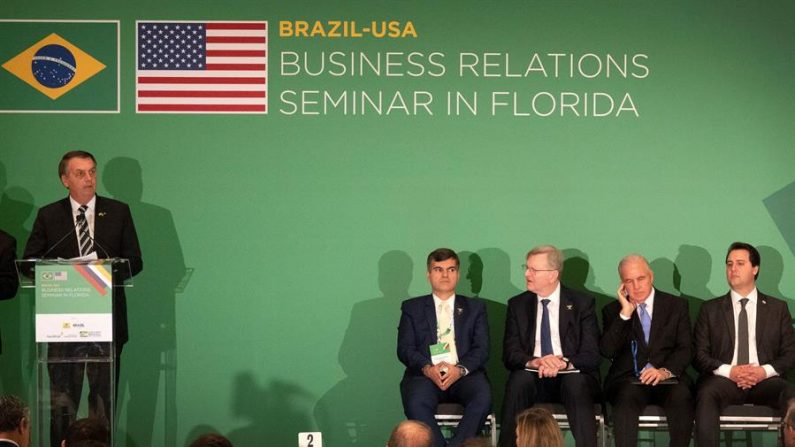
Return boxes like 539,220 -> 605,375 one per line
499,245 -> 601,447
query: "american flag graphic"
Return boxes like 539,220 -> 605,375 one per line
136,21 -> 267,113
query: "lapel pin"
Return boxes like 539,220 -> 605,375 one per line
566,304 -> 573,310
98,212 -> 107,217
762,299 -> 767,305
456,307 -> 463,316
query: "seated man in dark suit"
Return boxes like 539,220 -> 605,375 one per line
500,245 -> 601,447
600,254 -> 693,447
0,229 -> 19,358
0,394 -> 30,447
398,248 -> 492,447
694,241 -> 795,447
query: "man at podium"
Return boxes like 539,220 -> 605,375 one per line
23,150 -> 143,447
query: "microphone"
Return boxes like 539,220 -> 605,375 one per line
37,223 -> 79,260
88,234 -> 111,260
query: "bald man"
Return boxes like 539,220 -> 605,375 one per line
387,420 -> 433,447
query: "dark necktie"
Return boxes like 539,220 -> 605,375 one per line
541,299 -> 553,356
737,298 -> 749,365
77,205 -> 93,256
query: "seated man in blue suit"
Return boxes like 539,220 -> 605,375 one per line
398,248 -> 492,447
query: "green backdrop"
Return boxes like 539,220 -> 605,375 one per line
1,1 -> 794,446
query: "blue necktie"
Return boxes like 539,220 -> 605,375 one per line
639,303 -> 651,344
541,299 -> 553,356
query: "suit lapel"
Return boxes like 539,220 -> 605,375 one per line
526,293 -> 538,350
630,312 -> 646,347
559,289 -> 573,345
721,294 -> 735,345
756,293 -> 769,361
647,291 -> 667,348
59,198 -> 80,257
94,196 -> 105,249
454,296 -> 465,348
424,296 -> 438,343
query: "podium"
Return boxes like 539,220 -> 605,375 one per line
16,258 -> 133,447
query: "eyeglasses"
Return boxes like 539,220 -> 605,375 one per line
522,266 -> 556,275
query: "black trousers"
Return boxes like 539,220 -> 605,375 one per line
499,369 -> 600,447
607,377 -> 694,447
695,375 -> 795,447
48,342 -> 121,447
400,371 -> 492,447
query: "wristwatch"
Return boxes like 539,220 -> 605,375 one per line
561,357 -> 571,369
457,364 -> 469,376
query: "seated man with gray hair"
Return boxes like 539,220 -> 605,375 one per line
500,245 -> 601,447
600,254 -> 693,447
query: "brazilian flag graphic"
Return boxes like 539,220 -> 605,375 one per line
0,20 -> 118,113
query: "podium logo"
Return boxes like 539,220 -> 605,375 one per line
3,33 -> 106,100
62,322 -> 71,329
41,271 -> 68,281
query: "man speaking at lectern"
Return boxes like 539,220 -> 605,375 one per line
24,151 -> 143,447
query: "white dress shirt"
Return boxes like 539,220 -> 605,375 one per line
714,287 -> 777,379
619,288 -> 656,321
70,195 -> 96,238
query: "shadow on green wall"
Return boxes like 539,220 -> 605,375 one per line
0,160 -> 35,400
314,250 -> 412,446
102,157 -> 187,447
764,181 -> 795,257
561,248 -> 612,381
650,257 -> 679,296
466,248 -> 517,422
674,244 -> 714,325
227,372 -> 314,447
757,245 -> 786,300
562,249 -> 613,320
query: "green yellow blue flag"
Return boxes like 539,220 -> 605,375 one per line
0,20 -> 118,113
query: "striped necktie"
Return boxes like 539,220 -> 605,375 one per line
77,205 -> 94,256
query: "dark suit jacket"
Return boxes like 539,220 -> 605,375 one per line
397,294 -> 489,375
694,291 -> 795,376
0,229 -> 19,354
23,196 -> 143,346
600,289 -> 692,387
502,285 -> 601,378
